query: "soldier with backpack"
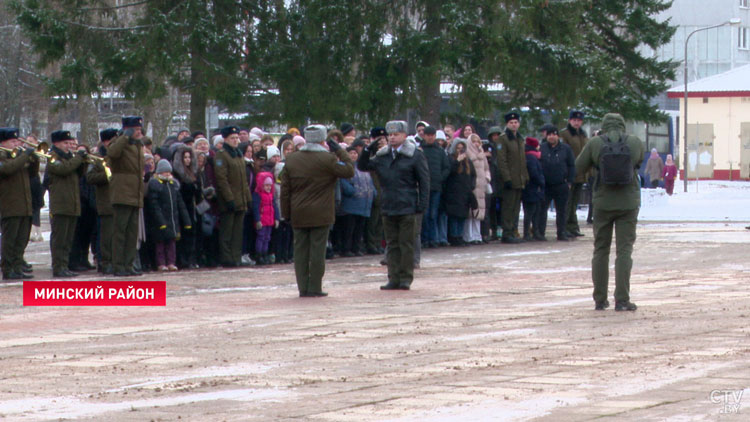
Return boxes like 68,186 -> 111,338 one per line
575,113 -> 644,312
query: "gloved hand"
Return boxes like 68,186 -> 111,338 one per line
255,221 -> 262,230
274,220 -> 279,228
123,128 -> 135,138
326,138 -> 341,153
24,147 -> 35,156
367,140 -> 380,154
76,149 -> 88,158
226,200 -> 235,212
504,181 -> 513,190
202,186 -> 215,199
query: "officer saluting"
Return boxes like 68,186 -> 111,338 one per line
0,128 -> 37,280
47,130 -> 86,278
108,116 -> 146,277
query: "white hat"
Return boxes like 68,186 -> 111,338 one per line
266,146 -> 280,159
436,130 -> 447,140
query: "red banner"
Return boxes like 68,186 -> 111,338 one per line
23,281 -> 166,306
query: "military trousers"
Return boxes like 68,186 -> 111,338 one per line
501,188 -> 522,239
365,196 -> 383,251
293,225 -> 329,295
1,216 -> 31,275
50,214 -> 77,273
383,214 -> 417,288
99,215 -> 114,268
219,210 -> 245,265
112,205 -> 139,273
591,207 -> 639,304
566,182 -> 584,234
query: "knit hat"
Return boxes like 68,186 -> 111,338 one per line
266,145 -> 280,160
263,176 -> 274,185
287,127 -> 300,136
436,130 -> 447,140
156,159 -> 172,174
250,127 -> 264,138
304,124 -> 327,143
293,135 -> 306,147
525,137 -> 539,149
423,126 -> 437,135
416,120 -> 430,130
340,122 -> 355,136
211,134 -> 224,146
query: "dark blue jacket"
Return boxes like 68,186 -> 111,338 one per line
522,147 -> 545,203
421,142 -> 450,192
540,141 -> 576,186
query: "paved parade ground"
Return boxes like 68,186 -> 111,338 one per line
1,220 -> 750,421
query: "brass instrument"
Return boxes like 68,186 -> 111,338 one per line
0,145 -> 55,162
86,154 -> 112,181
21,139 -> 50,154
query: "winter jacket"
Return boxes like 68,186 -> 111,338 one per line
497,128 -> 529,189
560,124 -> 588,183
540,140 -> 576,186
47,145 -> 85,217
522,146 -> 545,203
421,141 -> 450,192
466,138 -> 490,220
0,148 -> 35,217
662,164 -> 678,181
645,156 -> 664,182
214,143 -> 252,213
442,154 -> 476,219
107,132 -> 145,208
146,175 -> 191,242
357,139 -> 430,216
172,145 -> 201,225
339,169 -> 376,217
86,146 -> 113,216
280,144 -> 355,228
575,113 -> 645,211
252,187 -> 280,228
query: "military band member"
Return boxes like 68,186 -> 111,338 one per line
561,110 -> 588,237
86,128 -> 117,275
214,125 -> 252,267
497,111 -> 529,243
0,128 -> 37,280
108,116 -> 146,276
47,130 -> 86,278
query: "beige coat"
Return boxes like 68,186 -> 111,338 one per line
467,136 -> 491,220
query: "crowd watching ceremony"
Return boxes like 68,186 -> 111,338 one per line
0,109 -> 647,310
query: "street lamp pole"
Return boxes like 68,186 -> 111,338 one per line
683,19 -> 741,193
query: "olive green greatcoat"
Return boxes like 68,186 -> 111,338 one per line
560,125 -> 588,184
280,145 -> 354,228
86,157 -> 113,216
496,129 -> 529,189
107,133 -> 145,208
0,149 -> 34,217
214,144 -> 251,213
47,146 -> 84,217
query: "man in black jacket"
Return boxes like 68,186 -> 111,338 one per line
420,126 -> 449,248
539,127 -> 576,241
358,120 -> 430,290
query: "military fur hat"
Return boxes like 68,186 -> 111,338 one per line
504,112 -> 520,123
569,110 -> 585,120
385,120 -> 408,134
0,127 -> 19,141
51,130 -> 75,143
304,124 -> 327,143
220,125 -> 240,138
100,128 -> 119,142
122,116 -> 143,128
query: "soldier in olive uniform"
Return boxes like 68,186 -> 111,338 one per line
281,125 -> 355,297
575,113 -> 644,312
86,128 -> 117,275
561,110 -> 588,237
214,125 -> 252,267
496,112 -> 529,243
108,116 -> 146,277
47,130 -> 87,278
0,128 -> 37,280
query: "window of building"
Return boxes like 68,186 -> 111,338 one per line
742,0 -> 749,9
739,27 -> 749,50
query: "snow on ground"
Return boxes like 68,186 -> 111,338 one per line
636,180 -> 750,222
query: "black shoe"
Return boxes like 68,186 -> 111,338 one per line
438,242 -> 449,247
501,237 -> 522,244
523,235 -> 533,242
82,261 -> 96,270
101,264 -> 114,275
3,272 -> 24,280
573,231 -> 584,237
65,270 -> 79,277
22,264 -> 33,273
22,271 -> 33,279
366,248 -> 380,255
380,259 -> 387,266
557,234 -> 571,241
129,269 -> 143,276
113,270 -> 129,277
310,291 -> 328,297
615,301 -> 637,311
354,251 -> 364,256
397,284 -> 411,290
533,234 -> 547,241
342,251 -> 355,258
595,300 -> 610,310
69,265 -> 89,272
380,283 -> 400,290
52,270 -> 76,278
221,262 -> 237,268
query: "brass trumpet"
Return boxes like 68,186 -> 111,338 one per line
21,139 -> 50,154
85,154 -> 112,180
0,145 -> 55,162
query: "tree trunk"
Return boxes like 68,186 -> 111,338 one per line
189,54 -> 207,134
77,92 -> 99,147
416,2 -> 442,127
139,86 -> 174,147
